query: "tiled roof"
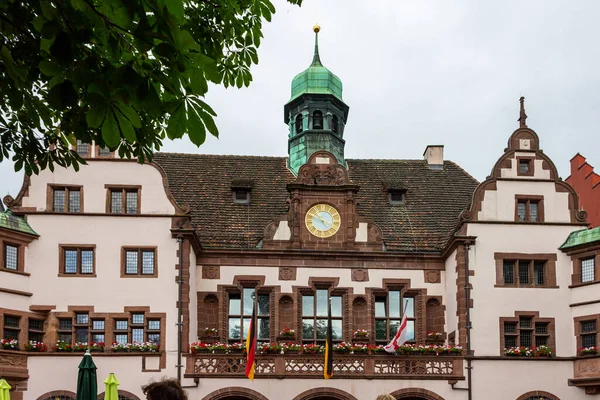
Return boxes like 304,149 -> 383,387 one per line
153,153 -> 479,252
0,209 -> 39,236
559,227 -> 600,250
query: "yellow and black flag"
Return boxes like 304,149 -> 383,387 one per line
245,297 -> 257,380
324,296 -> 333,379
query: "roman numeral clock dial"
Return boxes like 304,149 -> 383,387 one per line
305,204 -> 341,238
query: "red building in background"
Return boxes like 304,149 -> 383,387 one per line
567,153 -> 600,228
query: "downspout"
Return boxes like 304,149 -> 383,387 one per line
465,243 -> 473,400
176,234 -> 184,383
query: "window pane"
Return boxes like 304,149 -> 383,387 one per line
520,317 -> 532,329
29,319 -> 43,331
332,319 -> 342,340
258,317 -> 270,339
53,189 -> 66,212
242,318 -> 250,339
141,251 -> 154,275
582,258 -> 595,283
375,298 -> 386,318
132,314 -> 144,324
69,190 -> 81,212
375,320 -> 387,340
406,320 -> 415,341
389,319 -> 400,339
81,250 -> 94,274
59,319 -> 72,330
519,261 -> 530,284
535,336 -> 548,347
3,329 -> 18,340
505,336 -> 517,347
503,261 -> 514,284
302,296 -> 314,316
520,330 -> 532,347
76,140 -> 89,156
92,334 -> 105,343
115,334 -> 128,344
115,320 -> 128,330
147,333 -> 160,343
76,313 -> 89,324
65,250 -> 78,273
517,202 -> 526,221
76,327 -> 88,343
529,202 -> 538,222
404,297 -> 414,318
534,261 -> 545,285
4,245 -> 18,270
228,318 -> 241,339
316,319 -> 327,340
331,296 -> 342,317
535,323 -> 548,334
111,191 -> 123,213
389,291 -> 401,318
125,251 -> 138,274
4,316 -> 19,327
302,319 -> 314,340
582,321 -> 596,333
243,288 -> 255,315
92,320 -> 105,330
582,334 -> 597,348
519,160 -> 530,174
148,320 -> 160,330
504,323 -> 517,334
316,289 -> 327,316
29,332 -> 43,342
59,333 -> 72,344
258,294 -> 269,315
228,295 -> 241,315
126,191 -> 138,214
132,328 -> 144,343
99,147 -> 112,156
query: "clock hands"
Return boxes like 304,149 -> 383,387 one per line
314,212 -> 332,228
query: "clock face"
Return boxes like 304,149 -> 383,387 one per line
305,204 -> 341,238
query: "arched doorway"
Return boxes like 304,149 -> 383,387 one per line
200,387 -> 268,400
389,388 -> 445,400
292,388 -> 358,400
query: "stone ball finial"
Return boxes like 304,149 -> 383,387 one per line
313,24 -> 320,33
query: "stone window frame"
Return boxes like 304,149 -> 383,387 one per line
58,244 -> 97,277
220,276 -> 272,344
28,317 -> 45,343
74,140 -> 92,157
0,308 -> 50,350
300,287 -> 344,344
369,279 -> 420,344
120,247 -> 158,278
387,189 -> 406,206
295,277 -> 351,344
2,242 -> 20,272
574,313 -> 600,352
232,189 -> 250,205
494,253 -> 558,288
95,145 -> 115,158
499,311 -> 556,354
516,156 -> 535,177
46,184 -> 84,213
105,185 -> 141,214
0,234 -> 29,276
514,194 -> 545,223
569,248 -> 600,287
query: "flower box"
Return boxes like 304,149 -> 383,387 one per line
301,344 -> 323,354
579,346 -> 598,357
279,327 -> 295,339
1,339 -> 19,350
352,329 -> 369,339
25,341 -> 47,352
204,327 -> 218,336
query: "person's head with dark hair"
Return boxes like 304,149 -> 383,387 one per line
142,378 -> 187,400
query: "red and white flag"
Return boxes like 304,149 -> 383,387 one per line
384,310 -> 409,353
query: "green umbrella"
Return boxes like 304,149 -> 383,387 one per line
76,350 -> 98,400
0,379 -> 11,400
103,373 -> 120,400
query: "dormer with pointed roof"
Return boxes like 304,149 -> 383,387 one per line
284,25 -> 350,175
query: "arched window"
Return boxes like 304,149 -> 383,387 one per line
312,111 -> 323,129
295,114 -> 303,134
331,115 -> 338,133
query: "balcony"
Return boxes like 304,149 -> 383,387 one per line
184,352 -> 464,380
570,356 -> 600,395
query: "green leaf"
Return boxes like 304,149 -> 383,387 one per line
166,104 -> 186,139
190,72 -> 208,95
155,43 -> 176,58
188,107 -> 206,146
102,109 -> 120,147
191,97 -> 217,116
86,106 -> 106,128
116,103 -> 142,128
114,106 -> 136,142
70,0 -> 86,11
39,60 -> 60,76
199,109 -> 218,138
166,0 -> 185,20
177,30 -> 199,51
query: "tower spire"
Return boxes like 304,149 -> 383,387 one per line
518,96 -> 528,128
311,24 -> 322,67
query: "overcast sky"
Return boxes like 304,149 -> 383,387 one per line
2,0 -> 600,197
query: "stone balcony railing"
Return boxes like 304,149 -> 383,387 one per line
184,352 -> 464,380
570,356 -> 600,395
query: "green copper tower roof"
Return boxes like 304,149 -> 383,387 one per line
290,25 -> 343,101
0,209 -> 38,236
559,227 -> 600,250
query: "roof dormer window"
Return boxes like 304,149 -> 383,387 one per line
388,189 -> 406,205
231,179 -> 253,205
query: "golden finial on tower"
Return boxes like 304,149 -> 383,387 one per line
313,24 -> 320,33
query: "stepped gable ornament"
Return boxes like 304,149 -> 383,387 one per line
293,151 -> 352,187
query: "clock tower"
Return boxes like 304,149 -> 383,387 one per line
284,25 -> 350,175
